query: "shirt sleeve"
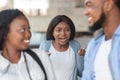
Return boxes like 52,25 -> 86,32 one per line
32,49 -> 55,80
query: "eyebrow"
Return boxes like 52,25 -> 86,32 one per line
85,1 -> 92,6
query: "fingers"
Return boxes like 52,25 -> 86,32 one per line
78,48 -> 86,56
48,52 -> 51,56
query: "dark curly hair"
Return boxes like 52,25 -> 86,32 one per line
46,15 -> 76,40
0,9 -> 26,50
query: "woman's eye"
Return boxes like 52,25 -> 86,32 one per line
56,30 -> 61,32
20,28 -> 25,33
66,29 -> 70,32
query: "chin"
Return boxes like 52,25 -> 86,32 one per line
22,46 -> 29,50
60,42 -> 68,46
89,12 -> 106,32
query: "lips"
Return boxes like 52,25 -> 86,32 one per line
24,40 -> 30,43
59,38 -> 68,43
88,17 -> 92,21
88,17 -> 94,26
88,17 -> 92,22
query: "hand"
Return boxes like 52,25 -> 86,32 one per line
48,52 -> 51,56
78,48 -> 86,56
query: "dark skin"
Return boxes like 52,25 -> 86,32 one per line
52,22 -> 71,52
78,48 -> 86,56
49,21 -> 86,56
2,15 -> 31,63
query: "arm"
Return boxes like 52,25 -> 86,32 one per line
33,49 -> 55,80
77,55 -> 84,77
82,39 -> 94,80
39,41 -> 47,51
39,40 -> 51,52
70,40 -> 84,77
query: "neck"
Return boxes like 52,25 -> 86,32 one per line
2,47 -> 21,63
103,20 -> 120,40
52,40 -> 69,52
103,8 -> 120,40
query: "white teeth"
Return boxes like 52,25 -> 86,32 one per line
60,37 -> 65,39
24,40 -> 30,43
88,17 -> 92,21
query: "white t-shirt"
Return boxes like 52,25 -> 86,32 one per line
94,36 -> 112,80
0,49 -> 54,80
49,44 -> 75,80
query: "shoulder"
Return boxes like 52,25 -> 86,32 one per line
69,40 -> 81,53
69,40 -> 80,48
39,40 -> 52,51
30,49 -> 55,80
86,38 -> 96,52
40,40 -> 52,45
32,49 -> 48,58
88,34 -> 103,48
69,40 -> 80,45
31,49 -> 50,65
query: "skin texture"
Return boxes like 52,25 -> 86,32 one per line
84,0 -> 104,27
2,15 -> 31,63
82,0 -> 120,79
45,15 -> 85,55
52,22 -> 71,52
84,0 -> 120,40
52,21 -> 85,55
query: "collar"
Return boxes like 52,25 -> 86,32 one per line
94,24 -> 120,40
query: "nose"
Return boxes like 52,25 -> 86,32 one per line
61,30 -> 66,36
83,8 -> 89,16
25,30 -> 31,39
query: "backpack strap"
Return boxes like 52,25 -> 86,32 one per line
24,48 -> 47,80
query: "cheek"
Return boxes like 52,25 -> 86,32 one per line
11,36 -> 22,43
52,32 -> 57,39
53,30 -> 59,36
7,33 -> 23,43
94,13 -> 101,21
6,36 -> 20,48
68,32 -> 71,37
90,10 -> 102,24
94,7 -> 102,20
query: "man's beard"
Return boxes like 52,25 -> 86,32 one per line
89,12 -> 106,33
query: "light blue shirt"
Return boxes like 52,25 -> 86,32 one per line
82,24 -> 120,80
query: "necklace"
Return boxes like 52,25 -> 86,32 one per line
23,53 -> 32,80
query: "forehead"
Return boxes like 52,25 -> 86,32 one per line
56,22 -> 69,28
84,0 -> 93,4
84,0 -> 103,5
9,15 -> 29,28
11,16 -> 28,24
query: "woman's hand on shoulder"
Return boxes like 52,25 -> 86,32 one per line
78,48 -> 86,56
47,52 -> 51,56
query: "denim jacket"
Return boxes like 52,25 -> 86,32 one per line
39,40 -> 84,80
82,25 -> 120,80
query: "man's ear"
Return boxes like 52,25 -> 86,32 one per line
103,0 -> 114,11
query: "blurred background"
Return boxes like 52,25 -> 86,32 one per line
0,0 -> 93,48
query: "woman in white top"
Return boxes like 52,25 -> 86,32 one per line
0,9 -> 54,80
39,15 -> 85,80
